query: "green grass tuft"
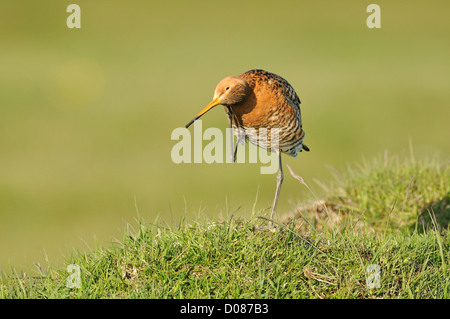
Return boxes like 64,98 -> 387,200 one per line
1,154 -> 449,298
287,153 -> 449,233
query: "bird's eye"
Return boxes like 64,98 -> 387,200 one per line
225,87 -> 230,91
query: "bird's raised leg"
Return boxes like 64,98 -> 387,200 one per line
226,106 -> 243,163
271,151 -> 283,221
229,127 -> 240,163
225,106 -> 235,162
232,130 -> 245,163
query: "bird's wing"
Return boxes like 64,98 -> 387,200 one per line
240,69 -> 302,116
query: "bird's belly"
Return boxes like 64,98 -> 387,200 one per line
233,122 -> 304,156
230,101 -> 304,156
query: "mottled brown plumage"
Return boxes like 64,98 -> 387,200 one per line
186,69 -> 309,222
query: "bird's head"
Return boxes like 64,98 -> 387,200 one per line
185,76 -> 249,128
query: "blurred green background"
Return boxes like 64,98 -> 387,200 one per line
0,1 -> 449,273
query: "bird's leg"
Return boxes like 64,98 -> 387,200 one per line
232,131 -> 245,163
228,125 -> 243,163
226,106 -> 244,163
226,106 -> 237,163
232,136 -> 238,162
228,122 -> 235,162
271,151 -> 283,221
230,126 -> 242,163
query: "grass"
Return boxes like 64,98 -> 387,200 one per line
1,154 -> 448,298
286,150 -> 450,233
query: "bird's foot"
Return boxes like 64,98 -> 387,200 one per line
255,216 -> 277,232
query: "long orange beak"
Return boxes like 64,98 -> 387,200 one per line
185,96 -> 222,128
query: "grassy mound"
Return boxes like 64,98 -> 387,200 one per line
1,154 -> 449,298
285,153 -> 449,232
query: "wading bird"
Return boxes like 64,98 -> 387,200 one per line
185,69 -> 309,221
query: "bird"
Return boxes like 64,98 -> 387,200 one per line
185,69 -> 309,222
